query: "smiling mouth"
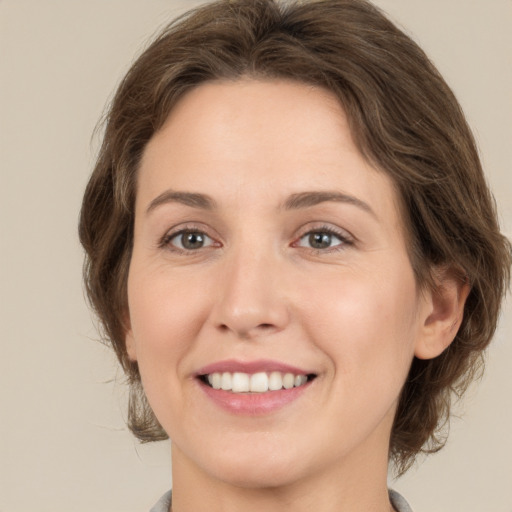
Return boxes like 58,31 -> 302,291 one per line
199,371 -> 317,394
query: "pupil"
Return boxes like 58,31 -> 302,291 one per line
309,232 -> 331,249
183,232 -> 204,249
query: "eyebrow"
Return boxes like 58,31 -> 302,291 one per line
146,190 -> 217,214
145,188 -> 376,218
282,191 -> 376,218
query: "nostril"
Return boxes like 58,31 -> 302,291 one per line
215,321 -> 278,339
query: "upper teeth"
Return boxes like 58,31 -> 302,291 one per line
206,372 -> 309,393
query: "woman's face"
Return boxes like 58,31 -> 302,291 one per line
126,79 -> 432,487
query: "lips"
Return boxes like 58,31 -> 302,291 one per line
197,359 -> 314,375
195,359 -> 317,414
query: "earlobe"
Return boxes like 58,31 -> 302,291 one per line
125,330 -> 138,362
414,268 -> 470,360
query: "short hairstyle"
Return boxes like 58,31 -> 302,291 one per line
79,0 -> 511,474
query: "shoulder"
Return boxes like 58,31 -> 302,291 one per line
149,489 -> 172,512
389,489 -> 414,512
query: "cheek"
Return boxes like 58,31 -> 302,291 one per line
303,265 -> 419,386
126,264 -> 217,432
127,264 -> 210,371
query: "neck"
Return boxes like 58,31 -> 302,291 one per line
170,440 -> 395,512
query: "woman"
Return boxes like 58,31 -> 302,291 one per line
79,1 -> 511,511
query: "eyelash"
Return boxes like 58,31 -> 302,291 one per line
158,225 -> 218,254
158,224 -> 354,254
294,225 -> 353,253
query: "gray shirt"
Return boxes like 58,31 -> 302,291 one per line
150,489 -> 413,512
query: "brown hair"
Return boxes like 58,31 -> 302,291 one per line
79,0 -> 511,474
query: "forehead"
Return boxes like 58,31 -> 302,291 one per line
138,79 -> 402,226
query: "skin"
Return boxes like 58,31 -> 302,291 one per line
125,79 -> 468,512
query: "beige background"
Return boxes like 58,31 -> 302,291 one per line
1,1 -> 510,511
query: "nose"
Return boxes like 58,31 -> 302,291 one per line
211,246 -> 290,340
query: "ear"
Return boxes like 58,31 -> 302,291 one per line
124,314 -> 138,362
414,267 -> 470,360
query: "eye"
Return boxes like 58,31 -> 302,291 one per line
166,230 -> 215,251
296,229 -> 349,250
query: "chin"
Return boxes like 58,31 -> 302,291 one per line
195,438 -> 311,489
210,458 -> 304,489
